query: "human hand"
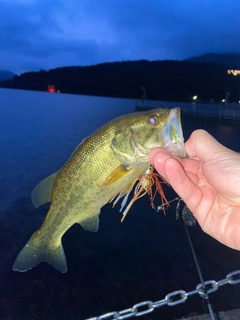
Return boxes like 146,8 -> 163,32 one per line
150,129 -> 240,250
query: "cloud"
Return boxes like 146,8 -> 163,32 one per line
0,0 -> 240,73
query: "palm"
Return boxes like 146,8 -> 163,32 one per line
150,129 -> 240,250
187,155 -> 240,250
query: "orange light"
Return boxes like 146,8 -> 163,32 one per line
47,85 -> 56,93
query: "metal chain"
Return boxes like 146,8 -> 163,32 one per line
85,270 -> 240,320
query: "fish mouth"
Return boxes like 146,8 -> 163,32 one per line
162,108 -> 187,158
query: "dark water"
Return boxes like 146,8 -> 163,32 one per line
0,88 -> 239,320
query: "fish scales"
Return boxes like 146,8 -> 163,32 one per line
13,108 -> 187,273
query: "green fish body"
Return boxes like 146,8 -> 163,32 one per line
13,108 -> 186,273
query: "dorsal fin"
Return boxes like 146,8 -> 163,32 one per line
31,171 -> 58,208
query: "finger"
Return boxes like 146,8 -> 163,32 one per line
185,129 -> 230,161
149,149 -> 172,179
177,157 -> 199,175
150,148 -> 199,176
185,170 -> 199,186
159,157 -> 203,213
149,148 -> 169,164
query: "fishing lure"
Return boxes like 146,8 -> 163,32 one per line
111,165 -> 170,222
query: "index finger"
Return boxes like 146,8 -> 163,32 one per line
150,148 -> 199,175
154,156 -> 203,213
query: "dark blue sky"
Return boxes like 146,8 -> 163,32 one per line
1,0 -> 240,74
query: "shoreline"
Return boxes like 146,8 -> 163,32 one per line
135,101 -> 240,122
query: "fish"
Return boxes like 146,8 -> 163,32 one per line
13,107 -> 187,273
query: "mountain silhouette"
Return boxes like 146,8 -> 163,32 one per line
1,55 -> 240,102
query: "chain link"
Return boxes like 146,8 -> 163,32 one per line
85,270 -> 240,320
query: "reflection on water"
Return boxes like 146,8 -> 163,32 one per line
0,89 -> 240,320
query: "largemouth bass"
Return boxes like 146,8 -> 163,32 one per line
13,108 -> 186,273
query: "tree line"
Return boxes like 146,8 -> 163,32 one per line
1,60 -> 240,102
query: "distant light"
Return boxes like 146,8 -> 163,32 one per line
239,100 -> 240,104
193,95 -> 198,100
222,99 -> 225,103
228,69 -> 240,76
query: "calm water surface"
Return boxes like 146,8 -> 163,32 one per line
0,88 -> 239,320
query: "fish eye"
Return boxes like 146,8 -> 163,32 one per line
147,115 -> 158,126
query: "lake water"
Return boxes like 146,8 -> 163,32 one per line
0,88 -> 239,320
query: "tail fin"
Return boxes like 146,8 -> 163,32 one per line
13,233 -> 67,273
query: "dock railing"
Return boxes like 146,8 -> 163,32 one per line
135,101 -> 240,122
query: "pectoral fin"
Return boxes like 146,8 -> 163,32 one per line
79,213 -> 100,232
103,165 -> 132,186
31,171 -> 59,208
